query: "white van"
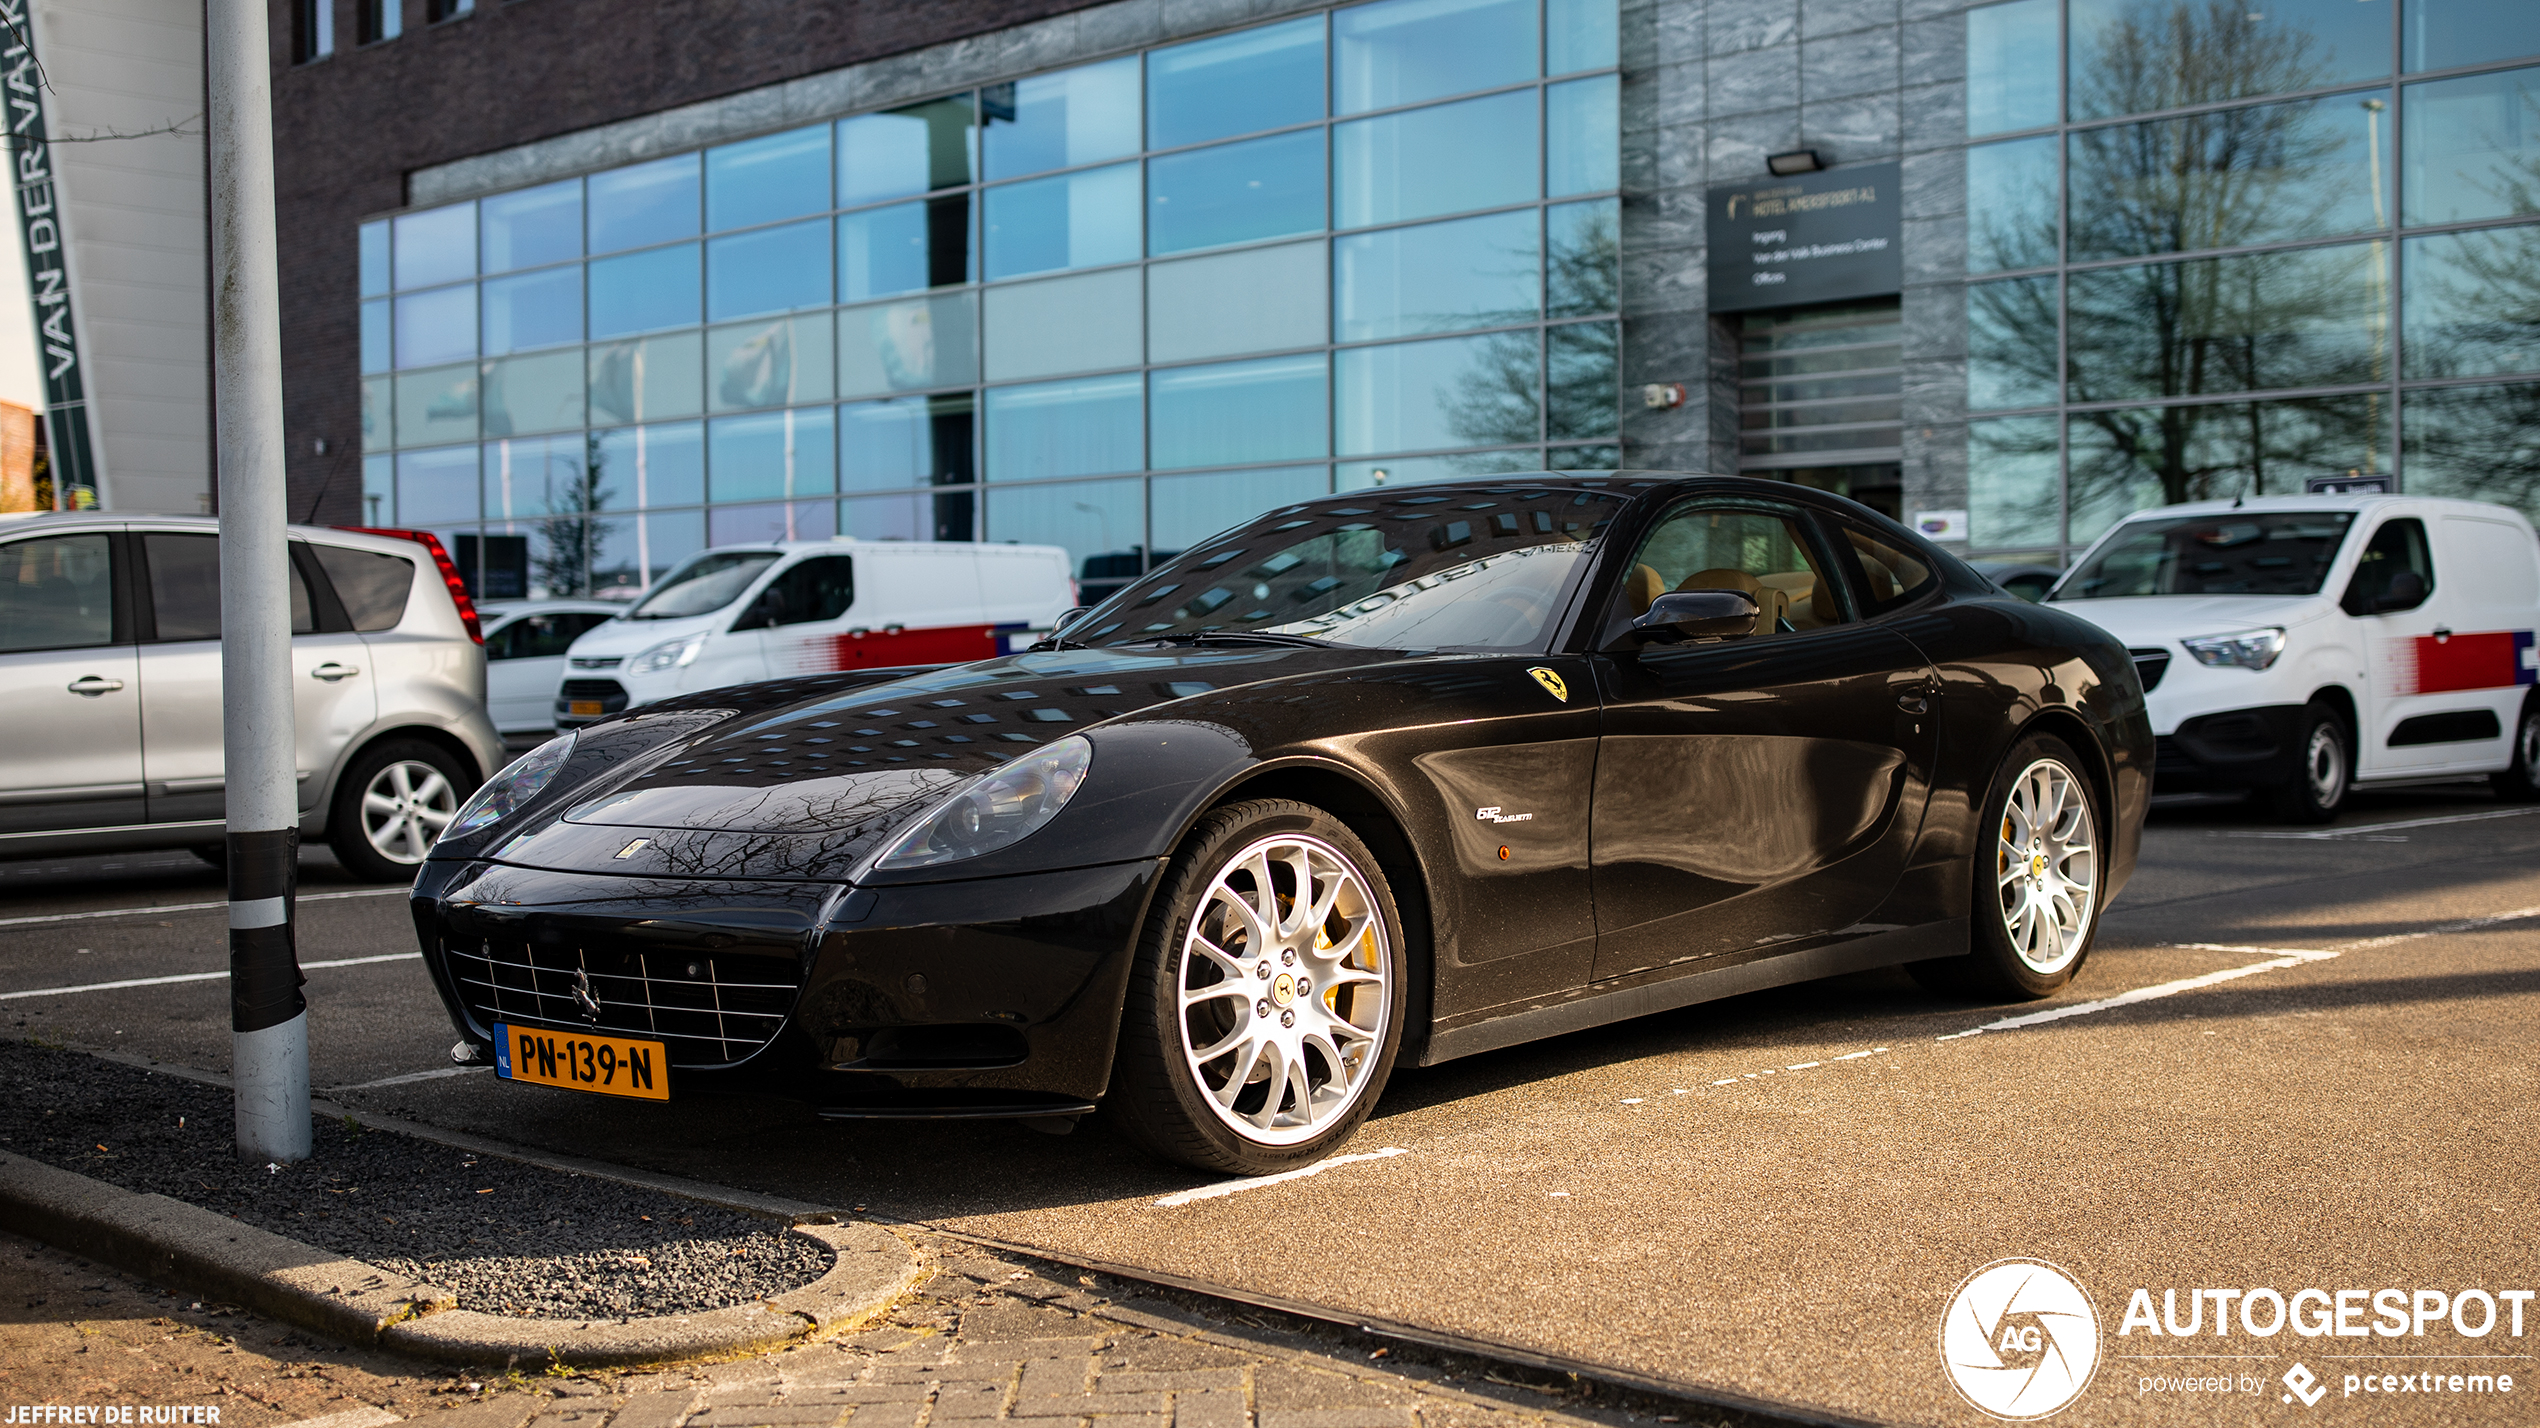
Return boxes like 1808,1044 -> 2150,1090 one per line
553,539 -> 1073,726
2049,495 -> 2540,821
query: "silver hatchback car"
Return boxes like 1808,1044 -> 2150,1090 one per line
0,513 -> 505,882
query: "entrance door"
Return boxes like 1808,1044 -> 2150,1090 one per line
1735,300 -> 1904,520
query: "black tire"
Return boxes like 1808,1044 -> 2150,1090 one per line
1105,799 -> 1409,1175
327,739 -> 476,884
2492,697 -> 2540,803
2263,700 -> 2350,824
1909,733 -> 2106,1001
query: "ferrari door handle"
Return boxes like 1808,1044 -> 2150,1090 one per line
67,675 -> 125,696
1896,692 -> 1930,714
311,662 -> 361,682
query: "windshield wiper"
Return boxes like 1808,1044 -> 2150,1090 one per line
1135,630 -> 1342,650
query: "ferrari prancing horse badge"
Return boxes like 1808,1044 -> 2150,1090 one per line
1526,667 -> 1568,702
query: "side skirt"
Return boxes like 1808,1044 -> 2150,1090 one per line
1416,918 -> 1969,1066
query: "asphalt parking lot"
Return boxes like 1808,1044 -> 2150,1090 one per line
6,787 -> 2538,1426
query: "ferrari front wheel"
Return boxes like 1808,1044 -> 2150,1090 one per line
1108,800 -> 1407,1175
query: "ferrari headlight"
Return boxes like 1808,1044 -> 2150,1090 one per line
442,732 -> 577,842
630,633 -> 708,675
874,736 -> 1092,870
2181,627 -> 2286,671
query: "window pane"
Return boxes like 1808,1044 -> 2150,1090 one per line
2405,0 -> 2540,72
484,433 -> 588,521
1337,330 -> 1541,455
839,196 -> 974,300
1969,416 -> 2062,548
1334,449 -> 1539,488
1336,208 -> 1538,341
1334,0 -> 1536,115
710,313 -> 836,411
592,508 -> 706,597
838,291 -> 981,397
1151,466 -> 1331,552
1968,136 -> 2057,272
1147,129 -> 1326,254
1548,198 -> 1618,316
710,501 -> 837,545
1547,75 -> 1618,196
2403,382 -> 2540,521
1150,239 -> 1329,362
396,444 -> 480,526
983,163 -> 1141,278
361,298 -> 390,373
1968,275 -> 2058,410
588,243 -> 700,338
2070,0 -> 2390,121
1547,0 -> 1618,75
588,331 -> 705,425
362,453 -> 394,523
363,376 -> 391,451
1148,16 -> 1324,150
984,373 -> 1142,480
1967,0 -> 2057,136
706,218 -> 832,321
393,284 -> 475,368
393,202 -> 475,290
2068,94 -> 2388,261
360,221 -> 390,298
1546,321 -> 1615,439
588,154 -> 700,254
394,364 -> 479,446
2066,243 -> 2385,402
983,267 -> 1142,381
2402,67 -> 2540,226
1151,354 -> 1330,469
481,179 -> 581,273
843,489 -> 977,542
983,57 -> 1142,180
2405,227 -> 2540,379
708,407 -> 837,503
840,95 -> 979,205
0,535 -> 112,652
984,478 -> 1146,591
482,266 -> 580,354
706,125 -> 831,232
841,393 -> 976,491
481,350 -> 585,436
2068,395 -> 2386,541
594,420 -> 706,509
1335,90 -> 1538,228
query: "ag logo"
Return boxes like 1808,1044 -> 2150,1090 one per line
1940,1259 -> 2101,1420
1526,667 -> 1568,702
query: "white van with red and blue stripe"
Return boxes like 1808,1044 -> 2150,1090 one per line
2047,494 -> 2540,822
552,539 -> 1074,728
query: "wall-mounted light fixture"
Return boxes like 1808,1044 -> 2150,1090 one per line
1766,149 -> 1825,176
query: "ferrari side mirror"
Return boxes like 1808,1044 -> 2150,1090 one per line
1629,589 -> 1761,644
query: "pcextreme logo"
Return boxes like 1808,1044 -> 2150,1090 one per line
1940,1259 -> 2103,1420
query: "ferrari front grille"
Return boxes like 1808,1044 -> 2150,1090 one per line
444,935 -> 799,1069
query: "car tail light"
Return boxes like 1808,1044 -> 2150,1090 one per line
338,526 -> 483,643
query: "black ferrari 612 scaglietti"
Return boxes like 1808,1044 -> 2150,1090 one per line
415,474 -> 2150,1173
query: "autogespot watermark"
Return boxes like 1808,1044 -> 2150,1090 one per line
1942,1265 -> 2534,1418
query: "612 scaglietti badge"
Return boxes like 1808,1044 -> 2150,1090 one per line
415,474 -> 2150,1173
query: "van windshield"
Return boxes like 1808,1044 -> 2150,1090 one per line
627,552 -> 781,619
2053,513 -> 2356,599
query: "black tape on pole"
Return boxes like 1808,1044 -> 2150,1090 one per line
228,827 -> 305,1034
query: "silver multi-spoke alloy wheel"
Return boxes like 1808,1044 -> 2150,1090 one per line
1177,833 -> 1392,1147
1995,757 -> 2099,975
2301,719 -> 2348,807
362,759 -> 458,865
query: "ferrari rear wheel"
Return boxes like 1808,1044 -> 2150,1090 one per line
1108,800 -> 1407,1174
1910,734 -> 2104,1001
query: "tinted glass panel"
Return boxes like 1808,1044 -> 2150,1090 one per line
839,95 -> 979,205
1969,416 -> 2062,549
481,350 -> 585,436
706,126 -> 831,232
1336,208 -> 1538,341
1546,75 -> 1618,196
2402,381 -> 2540,521
1335,89 -> 1538,228
982,57 -> 1141,180
708,407 -> 837,503
983,163 -> 1141,278
485,432 -> 587,520
983,268 -> 1141,381
707,219 -> 832,321
1150,466 -> 1331,551
312,545 -> 414,631
1968,0 -> 2058,136
588,332 -> 705,424
1149,240 -> 1329,362
2066,243 -> 2385,402
588,244 -> 700,338
397,445 -> 480,526
593,510 -> 707,596
1150,354 -> 1330,469
1968,135 -> 2057,272
1147,129 -> 1326,254
394,366 -> 478,447
2405,0 -> 2540,72
394,284 -> 475,368
2070,0 -> 2390,120
841,394 -> 976,491
1546,321 -> 1615,439
481,179 -> 581,273
360,221 -> 389,298
709,501 -> 836,545
588,154 -> 700,254
1337,330 -> 1541,455
593,420 -> 706,508
2403,227 -> 2540,379
2066,396 -> 2385,541
1147,17 -> 1324,150
1547,198 -> 1618,316
1547,0 -> 1618,75
838,292 -> 981,397
2068,94 -> 2388,261
2056,511 -> 2357,597
0,534 -> 114,652
482,266 -> 580,354
2402,67 -> 2540,226
984,478 -> 1145,589
1334,0 -> 1536,114
839,197 -> 974,300
393,203 -> 475,290
710,313 -> 835,411
1968,275 -> 2057,410
361,298 -> 390,373
984,374 -> 1143,480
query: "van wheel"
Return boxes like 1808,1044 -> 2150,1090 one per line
2264,702 -> 2349,824
2494,699 -> 2540,803
329,740 -> 474,883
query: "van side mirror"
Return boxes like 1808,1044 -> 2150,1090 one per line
1627,589 -> 1760,645
2375,570 -> 2427,613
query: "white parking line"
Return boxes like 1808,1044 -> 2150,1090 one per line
0,951 -> 421,1001
1153,1145 -> 1409,1207
0,886 -> 407,929
328,1065 -> 488,1092
2213,806 -> 2540,841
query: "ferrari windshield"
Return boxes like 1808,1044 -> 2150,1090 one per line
2053,512 -> 2356,599
1075,484 -> 1633,650
627,551 -> 781,619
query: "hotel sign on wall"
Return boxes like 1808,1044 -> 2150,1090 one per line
1706,162 -> 1902,313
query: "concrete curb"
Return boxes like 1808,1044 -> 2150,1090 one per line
0,1150 -> 921,1369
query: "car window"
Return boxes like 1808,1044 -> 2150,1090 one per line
0,534 -> 117,654
312,543 -> 415,631
736,556 -> 855,630
490,611 -> 614,659
2340,517 -> 2435,616
628,551 -> 781,619
1827,521 -> 1938,617
2053,512 -> 2355,599
142,533 -> 313,640
1604,503 -> 1844,643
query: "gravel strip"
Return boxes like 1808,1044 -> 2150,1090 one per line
0,1037 -> 828,1320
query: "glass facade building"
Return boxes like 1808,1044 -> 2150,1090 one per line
356,0 -> 1623,599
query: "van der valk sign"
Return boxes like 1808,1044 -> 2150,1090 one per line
1706,162 -> 1901,313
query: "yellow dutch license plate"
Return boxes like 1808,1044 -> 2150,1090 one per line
495,1023 -> 668,1100
568,700 -> 605,716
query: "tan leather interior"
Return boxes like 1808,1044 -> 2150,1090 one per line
1675,567 -> 1787,630
1757,570 -> 1823,629
1625,563 -> 1667,616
